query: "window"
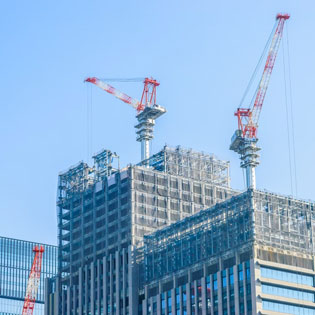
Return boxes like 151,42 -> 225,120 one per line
263,300 -> 315,314
238,264 -> 243,282
229,267 -> 235,314
262,284 -> 315,302
190,283 -> 195,315
261,267 -> 314,287
176,288 -> 180,312
161,294 -> 165,315
222,270 -> 227,288
167,291 -> 172,314
206,276 -> 211,312
213,274 -> 218,314
229,267 -> 234,285
182,285 -> 187,315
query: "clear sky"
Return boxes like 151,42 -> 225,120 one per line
0,1 -> 314,245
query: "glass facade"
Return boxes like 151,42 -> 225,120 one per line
238,264 -> 244,314
228,267 -> 235,315
0,236 -> 57,315
261,266 -> 314,287
262,284 -> 315,302
144,261 -> 254,315
263,300 -> 315,315
261,267 -> 315,314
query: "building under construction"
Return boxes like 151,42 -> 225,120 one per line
141,190 -> 315,314
45,145 -> 236,314
45,144 -> 315,315
45,12 -> 315,315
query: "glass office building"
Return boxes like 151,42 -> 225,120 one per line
0,236 -> 58,315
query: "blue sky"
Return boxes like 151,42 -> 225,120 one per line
0,1 -> 314,245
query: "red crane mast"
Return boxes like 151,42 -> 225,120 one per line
22,246 -> 44,315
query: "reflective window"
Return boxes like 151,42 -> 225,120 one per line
206,276 -> 211,313
261,267 -> 314,287
262,284 -> 315,302
263,300 -> 315,314
229,267 -> 234,285
229,267 -> 235,315
213,274 -> 218,314
176,287 -> 180,312
161,294 -> 165,315
190,283 -> 195,315
182,285 -> 187,315
167,290 -> 172,314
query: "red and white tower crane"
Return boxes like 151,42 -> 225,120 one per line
85,77 -> 166,163
22,245 -> 44,315
230,13 -> 290,189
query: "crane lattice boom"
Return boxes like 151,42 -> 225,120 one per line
85,77 -> 142,111
85,77 -> 160,112
235,13 -> 290,139
22,246 -> 44,315
85,75 -> 165,162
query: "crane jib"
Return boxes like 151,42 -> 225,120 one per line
234,14 -> 290,140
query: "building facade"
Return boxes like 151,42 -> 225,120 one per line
46,145 -> 315,315
141,189 -> 315,314
45,146 -> 235,314
0,236 -> 58,315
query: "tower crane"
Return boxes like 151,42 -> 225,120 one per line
230,13 -> 290,189
22,245 -> 44,315
85,77 -> 166,163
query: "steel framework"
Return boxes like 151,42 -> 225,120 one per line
142,189 -> 315,283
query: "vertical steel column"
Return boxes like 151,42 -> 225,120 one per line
233,264 -> 239,315
73,285 -> 77,315
85,265 -> 88,315
250,259 -> 257,315
115,251 -> 120,315
91,262 -> 95,315
201,277 -> 207,315
217,271 -> 223,315
103,256 -> 108,315
97,260 -> 101,315
67,286 -> 71,315
186,281 -> 191,315
110,254 -> 113,315
122,248 -> 127,315
79,267 -> 83,315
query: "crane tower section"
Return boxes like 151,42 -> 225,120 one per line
22,245 -> 44,315
230,13 -> 290,189
85,77 -> 166,163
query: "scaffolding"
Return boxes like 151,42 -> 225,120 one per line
138,145 -> 230,187
56,145 -> 238,278
58,149 -> 120,201
142,190 -> 315,283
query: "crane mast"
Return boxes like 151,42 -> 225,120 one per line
85,77 -> 166,163
230,13 -> 290,189
22,246 -> 44,315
